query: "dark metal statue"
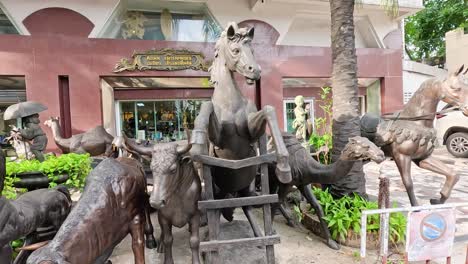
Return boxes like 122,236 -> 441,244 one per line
17,114 -> 48,162
44,117 -> 115,157
361,65 -> 468,206
268,133 -> 385,249
24,158 -> 157,264
0,148 -> 72,263
114,133 -> 201,264
190,22 -> 292,235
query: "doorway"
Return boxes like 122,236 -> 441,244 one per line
101,76 -> 213,140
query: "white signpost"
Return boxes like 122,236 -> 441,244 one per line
406,209 -> 456,262
360,203 -> 468,264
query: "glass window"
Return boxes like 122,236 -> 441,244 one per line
119,99 -> 206,142
357,95 -> 366,116
120,102 -> 136,138
137,101 -> 155,140
155,100 -> 176,141
110,9 -> 220,42
0,8 -> 18,35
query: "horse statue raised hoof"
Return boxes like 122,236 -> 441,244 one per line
190,22 -> 291,236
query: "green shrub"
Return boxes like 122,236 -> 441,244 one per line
308,133 -> 332,164
10,238 -> 24,259
3,153 -> 92,199
310,187 -> 406,244
308,86 -> 333,164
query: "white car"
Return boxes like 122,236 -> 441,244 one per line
435,107 -> 468,158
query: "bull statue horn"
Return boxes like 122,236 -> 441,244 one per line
177,127 -> 192,155
122,134 -> 153,156
18,240 -> 50,251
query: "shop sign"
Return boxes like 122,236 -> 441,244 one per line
113,48 -> 211,73
406,209 -> 456,261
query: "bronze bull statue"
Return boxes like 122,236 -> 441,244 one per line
24,158 -> 156,264
114,134 -> 201,264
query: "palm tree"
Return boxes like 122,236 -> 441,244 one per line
327,0 -> 398,198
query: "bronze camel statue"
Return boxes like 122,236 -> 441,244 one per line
44,117 -> 114,157
361,65 -> 468,206
190,22 -> 291,236
25,158 -> 156,264
114,133 -> 201,264
268,133 -> 385,249
0,148 -> 72,264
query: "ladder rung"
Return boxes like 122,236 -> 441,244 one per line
192,153 -> 276,169
198,194 -> 278,210
200,235 -> 281,252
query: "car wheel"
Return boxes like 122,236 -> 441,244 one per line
446,132 -> 468,158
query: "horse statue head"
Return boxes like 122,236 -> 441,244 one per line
440,64 -> 468,116
211,22 -> 261,85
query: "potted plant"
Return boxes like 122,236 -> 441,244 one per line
4,153 -> 91,192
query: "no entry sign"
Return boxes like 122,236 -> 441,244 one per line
406,208 -> 456,261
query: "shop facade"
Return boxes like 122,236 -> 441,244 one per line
0,0 -> 420,151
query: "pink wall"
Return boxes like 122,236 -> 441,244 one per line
0,8 -> 403,151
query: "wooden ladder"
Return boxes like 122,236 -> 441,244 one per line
193,135 -> 280,264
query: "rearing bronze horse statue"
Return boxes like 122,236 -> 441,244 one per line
362,65 -> 468,206
191,22 -> 291,235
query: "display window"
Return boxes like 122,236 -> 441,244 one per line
118,99 -> 206,141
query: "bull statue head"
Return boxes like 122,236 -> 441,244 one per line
113,131 -> 192,210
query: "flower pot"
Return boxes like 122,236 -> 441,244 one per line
13,171 -> 69,191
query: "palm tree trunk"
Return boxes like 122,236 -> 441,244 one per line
327,0 -> 366,198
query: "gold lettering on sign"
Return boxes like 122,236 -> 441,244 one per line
113,48 -> 210,72
147,60 -> 161,66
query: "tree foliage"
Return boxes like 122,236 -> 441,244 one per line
405,0 -> 467,67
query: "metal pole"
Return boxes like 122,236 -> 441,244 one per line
360,213 -> 367,263
362,202 -> 468,216
380,213 -> 389,264
466,244 -> 468,264
378,171 -> 390,263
